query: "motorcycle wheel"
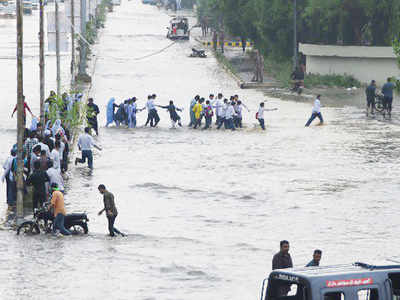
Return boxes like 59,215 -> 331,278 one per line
17,221 -> 40,235
67,222 -> 88,235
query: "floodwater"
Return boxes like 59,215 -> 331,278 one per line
1,2 -> 400,300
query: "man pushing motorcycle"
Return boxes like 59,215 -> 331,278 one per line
50,183 -> 71,236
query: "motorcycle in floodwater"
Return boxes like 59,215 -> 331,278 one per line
17,203 -> 89,235
189,48 -> 207,58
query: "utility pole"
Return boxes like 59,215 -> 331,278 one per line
293,0 -> 297,71
55,0 -> 61,97
39,0 -> 45,128
76,0 -> 91,82
71,0 -> 75,87
16,0 -> 24,223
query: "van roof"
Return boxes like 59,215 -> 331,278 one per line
272,263 -> 400,279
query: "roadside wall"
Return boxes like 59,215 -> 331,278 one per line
300,43 -> 399,86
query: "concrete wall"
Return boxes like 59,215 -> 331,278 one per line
299,44 -> 400,86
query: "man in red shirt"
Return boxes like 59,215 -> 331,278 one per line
11,96 -> 33,125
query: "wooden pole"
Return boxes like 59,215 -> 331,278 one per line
16,0 -> 24,223
55,0 -> 61,97
39,0 -> 45,129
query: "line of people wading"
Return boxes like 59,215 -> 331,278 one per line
105,93 -> 288,131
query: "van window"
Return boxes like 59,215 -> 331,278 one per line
324,292 -> 345,300
266,279 -> 308,300
357,289 -> 379,300
389,273 -> 400,300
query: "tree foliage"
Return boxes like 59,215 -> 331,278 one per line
197,0 -> 400,59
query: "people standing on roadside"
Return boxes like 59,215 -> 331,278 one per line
306,249 -> 322,267
26,160 -> 50,211
39,150 -> 50,171
30,145 -> 42,174
50,141 -> 61,172
193,98 -> 204,129
75,127 -> 102,170
256,102 -> 277,130
11,95 -> 34,125
212,30 -> 218,51
241,37 -> 246,53
157,100 -> 183,128
382,77 -> 395,118
98,184 -> 125,237
219,30 -> 225,53
305,95 -> 324,127
2,149 -> 17,210
50,183 -> 71,236
46,161 -> 65,193
87,98 -> 100,136
365,80 -> 376,117
37,136 -> 51,158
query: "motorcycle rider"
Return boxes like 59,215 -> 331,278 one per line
50,183 -> 71,236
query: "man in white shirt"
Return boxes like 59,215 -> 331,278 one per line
224,102 -> 236,131
75,127 -> 101,170
2,149 -> 17,208
212,93 -> 224,125
51,141 -> 61,172
257,102 -> 278,130
217,98 -> 229,129
305,95 -> 324,127
46,161 -> 65,192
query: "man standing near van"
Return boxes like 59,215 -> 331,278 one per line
272,240 -> 293,296
306,249 -> 322,267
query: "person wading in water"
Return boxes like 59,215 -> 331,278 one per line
98,184 -> 125,237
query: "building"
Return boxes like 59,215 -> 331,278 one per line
299,43 -> 400,86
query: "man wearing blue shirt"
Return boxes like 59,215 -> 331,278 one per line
381,77 -> 396,118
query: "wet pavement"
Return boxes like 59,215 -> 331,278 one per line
0,1 -> 400,300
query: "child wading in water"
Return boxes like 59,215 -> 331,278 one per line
256,102 -> 277,130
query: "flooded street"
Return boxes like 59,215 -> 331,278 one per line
1,1 -> 400,300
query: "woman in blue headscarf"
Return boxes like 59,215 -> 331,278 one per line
52,119 -> 65,137
106,98 -> 119,127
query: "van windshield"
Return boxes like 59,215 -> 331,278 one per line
266,277 -> 308,300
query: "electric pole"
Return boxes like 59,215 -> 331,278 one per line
39,0 -> 45,128
55,0 -> 61,97
293,0 -> 297,71
16,0 -> 24,223
71,0 -> 76,87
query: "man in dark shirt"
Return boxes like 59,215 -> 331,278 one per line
365,80 -> 376,116
306,249 -> 322,267
382,77 -> 396,118
272,240 -> 293,297
26,160 -> 50,211
98,184 -> 125,237
87,98 -> 100,136
272,240 -> 293,270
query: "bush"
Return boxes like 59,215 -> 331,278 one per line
304,73 -> 361,88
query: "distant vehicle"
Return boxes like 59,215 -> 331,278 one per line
23,0 -> 32,14
260,262 -> 400,300
190,48 -> 206,58
112,0 -> 121,5
142,0 -> 157,5
31,0 -> 38,9
166,16 -> 189,40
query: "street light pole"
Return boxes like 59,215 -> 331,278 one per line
293,0 -> 297,71
55,0 -> 61,97
16,0 -> 24,223
39,0 -> 45,128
